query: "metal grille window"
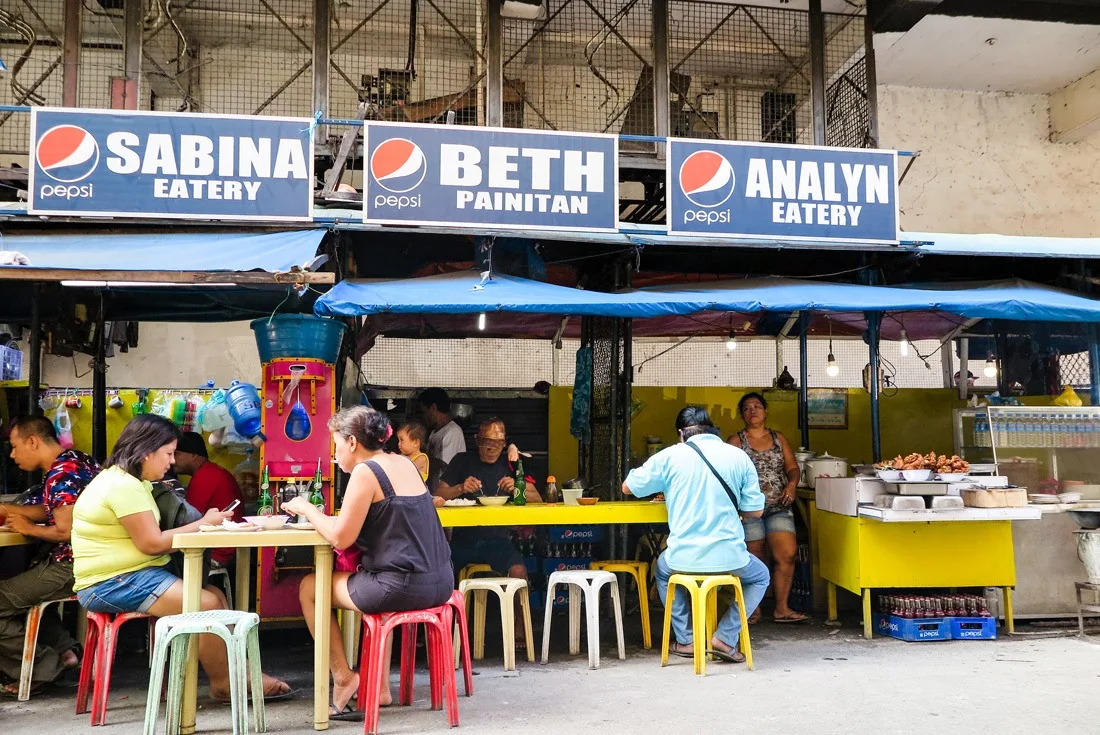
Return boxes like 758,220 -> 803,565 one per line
331,0 -> 485,125
667,2 -> 811,144
502,0 -> 652,135
823,11 -> 869,148
0,0 -> 65,160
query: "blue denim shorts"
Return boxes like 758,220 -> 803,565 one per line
742,508 -> 797,543
76,564 -> 178,614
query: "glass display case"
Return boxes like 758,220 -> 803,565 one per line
953,406 -> 1100,483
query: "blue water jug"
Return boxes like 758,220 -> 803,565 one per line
225,380 -> 263,437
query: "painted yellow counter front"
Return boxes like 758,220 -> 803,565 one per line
816,508 -> 1017,639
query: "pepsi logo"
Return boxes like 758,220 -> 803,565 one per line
36,125 -> 100,183
370,138 -> 426,194
679,150 -> 735,208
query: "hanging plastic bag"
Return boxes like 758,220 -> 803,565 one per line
284,385 -> 312,441
1053,385 -> 1083,407
198,390 -> 234,432
55,405 -> 74,450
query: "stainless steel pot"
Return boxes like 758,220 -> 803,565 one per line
803,452 -> 849,489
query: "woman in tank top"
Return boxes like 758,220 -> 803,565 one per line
284,406 -> 453,720
727,392 -> 808,624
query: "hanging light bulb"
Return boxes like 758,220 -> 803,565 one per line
477,312 -> 487,331
984,355 -> 997,378
899,329 -> 909,358
726,330 -> 737,351
826,351 -> 840,378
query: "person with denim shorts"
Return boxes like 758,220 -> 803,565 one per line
623,406 -> 769,664
728,392 -> 808,624
71,414 -> 291,701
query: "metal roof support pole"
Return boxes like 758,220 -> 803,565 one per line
799,312 -> 810,450
808,0 -> 827,146
62,0 -> 81,107
313,0 -> 330,132
1090,325 -> 1100,406
867,312 -> 882,463
652,0 -> 669,158
92,292 -> 107,462
122,0 -> 143,107
27,286 -> 42,417
486,0 -> 503,127
863,14 -> 879,147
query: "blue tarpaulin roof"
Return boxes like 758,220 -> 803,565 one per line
315,271 -> 1100,325
1,229 -> 326,272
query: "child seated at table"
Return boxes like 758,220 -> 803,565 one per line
396,421 -> 430,483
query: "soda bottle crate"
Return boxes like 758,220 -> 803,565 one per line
548,525 -> 603,543
947,616 -> 998,640
873,613 -> 951,642
541,557 -> 592,576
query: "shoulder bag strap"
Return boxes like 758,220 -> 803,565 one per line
685,441 -> 739,513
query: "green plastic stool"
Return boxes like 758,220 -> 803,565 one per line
143,610 -> 266,735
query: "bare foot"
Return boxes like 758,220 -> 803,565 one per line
378,686 -> 393,708
211,674 -> 290,703
61,648 -> 80,669
332,671 -> 359,712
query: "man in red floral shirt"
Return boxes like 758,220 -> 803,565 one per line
0,415 -> 99,694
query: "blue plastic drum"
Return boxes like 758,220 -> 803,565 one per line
250,314 -> 347,363
225,380 -> 263,437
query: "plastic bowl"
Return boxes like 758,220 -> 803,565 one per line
477,496 -> 510,507
577,497 -> 599,506
937,473 -> 967,483
244,515 -> 288,530
876,469 -> 903,481
562,488 -> 583,506
901,469 -> 934,482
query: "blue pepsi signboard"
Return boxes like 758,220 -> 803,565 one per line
28,108 -> 314,221
363,122 -> 618,232
667,139 -> 899,244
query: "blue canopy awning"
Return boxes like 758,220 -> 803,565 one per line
1,229 -> 327,273
315,272 -> 1100,338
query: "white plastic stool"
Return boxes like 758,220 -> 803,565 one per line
541,570 -> 625,669
18,595 -> 76,700
457,577 -> 535,671
144,610 -> 265,735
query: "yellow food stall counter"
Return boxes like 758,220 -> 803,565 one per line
816,506 -> 1038,638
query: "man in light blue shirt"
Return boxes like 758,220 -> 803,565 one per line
623,406 -> 770,663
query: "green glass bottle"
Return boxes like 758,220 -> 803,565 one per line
513,459 -> 527,506
258,466 -> 274,516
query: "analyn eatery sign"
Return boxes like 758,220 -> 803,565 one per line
363,122 -> 618,232
28,108 -> 314,221
667,139 -> 899,244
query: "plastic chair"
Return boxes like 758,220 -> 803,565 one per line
456,564 -> 494,583
541,570 -> 625,669
457,577 -> 534,671
659,573 -> 754,676
399,593 -> 472,700
208,566 -> 234,610
355,606 -> 458,735
76,610 -> 156,725
143,610 -> 265,735
590,560 -> 652,649
17,595 -> 77,701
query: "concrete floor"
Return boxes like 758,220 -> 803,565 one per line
3,617 -> 1098,734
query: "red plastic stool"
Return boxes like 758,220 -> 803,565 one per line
355,606 -> 458,735
401,590 -> 473,698
76,610 -> 155,726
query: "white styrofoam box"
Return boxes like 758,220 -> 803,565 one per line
816,477 -> 887,517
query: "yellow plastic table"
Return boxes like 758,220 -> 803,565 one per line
816,509 -> 1018,639
436,500 -> 668,526
0,530 -> 31,547
173,529 -> 333,732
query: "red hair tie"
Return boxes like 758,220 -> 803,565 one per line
384,424 -> 393,441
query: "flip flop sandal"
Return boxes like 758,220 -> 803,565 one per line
263,687 -> 298,702
773,613 -> 809,624
669,645 -> 695,659
330,702 -> 364,722
706,649 -> 745,664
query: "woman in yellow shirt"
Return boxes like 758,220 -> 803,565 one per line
72,414 -> 290,701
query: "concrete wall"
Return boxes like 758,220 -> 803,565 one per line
40,321 -> 259,389
878,84 -> 1100,237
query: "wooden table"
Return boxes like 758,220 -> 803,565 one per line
173,529 -> 334,732
0,530 -> 31,547
436,500 -> 668,526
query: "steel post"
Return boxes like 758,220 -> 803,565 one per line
486,0 -> 503,127
808,0 -> 827,145
62,0 -> 82,107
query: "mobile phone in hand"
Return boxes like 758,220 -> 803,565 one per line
221,499 -> 241,513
